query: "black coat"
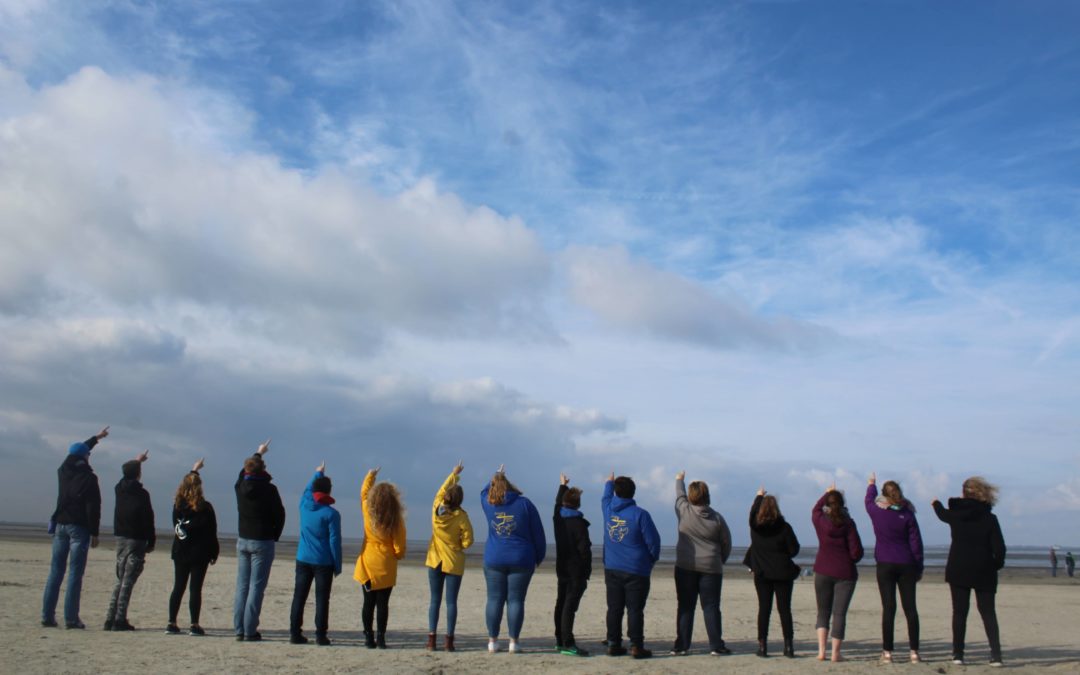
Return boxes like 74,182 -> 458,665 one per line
745,495 -> 801,581
933,497 -> 1006,591
554,485 -> 592,580
235,465 -> 285,542
52,438 -> 102,536
113,478 -> 156,550
172,501 -> 219,565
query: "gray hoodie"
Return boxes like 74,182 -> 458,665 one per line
674,478 -> 732,574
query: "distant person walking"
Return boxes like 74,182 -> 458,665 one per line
167,458 -> 218,636
745,487 -> 800,658
290,461 -> 342,646
1066,551 -> 1076,578
425,461 -> 474,652
42,426 -> 109,629
233,439 -> 286,641
865,473 -> 924,664
354,467 -> 406,649
602,472 -> 661,659
933,476 -> 1006,667
812,484 -> 863,662
1049,547 -> 1058,577
553,472 -> 592,656
104,450 -> 154,631
670,471 -> 732,657
481,464 -> 546,654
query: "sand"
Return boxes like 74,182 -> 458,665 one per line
2,538 -> 1078,674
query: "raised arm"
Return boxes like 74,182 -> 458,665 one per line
931,499 -> 954,523
675,471 -> 688,516
361,468 -> 378,509
812,492 -> 828,527
555,473 -> 569,519
301,464 -> 323,508
865,481 -> 878,514
434,464 -> 461,512
602,473 -> 615,517
749,492 -> 764,529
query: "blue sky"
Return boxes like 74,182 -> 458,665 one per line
1,0 -> 1078,547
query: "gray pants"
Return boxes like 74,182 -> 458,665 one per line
106,537 -> 148,625
815,573 -> 856,640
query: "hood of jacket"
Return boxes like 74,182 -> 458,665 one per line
946,497 -> 992,520
116,478 -> 144,495
560,507 -> 584,519
875,495 -> 916,513
610,495 -> 637,513
60,454 -> 93,478
237,473 -> 273,499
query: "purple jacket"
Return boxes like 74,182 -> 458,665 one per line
812,494 -> 864,580
865,484 -> 923,567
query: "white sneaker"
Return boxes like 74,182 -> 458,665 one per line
509,640 -> 521,653
488,640 -> 498,653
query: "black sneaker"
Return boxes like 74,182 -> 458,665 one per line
607,644 -> 627,657
316,635 -> 331,646
236,633 -> 245,641
165,623 -> 181,635
113,620 -> 136,631
103,620 -> 114,631
41,619 -> 58,628
559,645 -> 590,657
290,634 -> 308,645
245,632 -> 262,642
669,642 -> 687,656
188,625 -> 205,636
65,621 -> 86,630
711,643 -> 732,655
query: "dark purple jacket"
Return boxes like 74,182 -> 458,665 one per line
865,484 -> 923,567
812,494 -> 864,580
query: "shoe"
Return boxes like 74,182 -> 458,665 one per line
711,643 -> 732,655
113,620 -> 136,632
508,640 -> 521,654
41,619 -> 58,628
316,635 -> 331,646
910,650 -> 921,663
989,658 -> 1004,668
103,620 -> 114,631
757,639 -> 768,658
290,634 -> 308,644
165,623 -> 180,635
426,632 -> 436,651
364,630 -> 376,649
951,654 -> 964,665
783,640 -> 795,658
607,644 -> 627,657
880,650 -> 893,664
630,645 -> 652,659
444,635 -> 455,652
560,645 -> 590,657
65,621 -> 86,630
236,634 -> 245,641
669,641 -> 687,655
488,639 -> 498,653
245,632 -> 262,642
188,625 -> 205,636
376,632 -> 387,649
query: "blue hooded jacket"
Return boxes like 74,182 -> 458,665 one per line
481,485 -> 546,568
602,480 -> 661,577
296,471 -> 342,575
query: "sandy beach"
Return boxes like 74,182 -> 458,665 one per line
4,537 -> 1077,674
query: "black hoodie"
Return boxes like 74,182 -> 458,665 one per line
744,494 -> 801,581
235,463 -> 285,542
52,437 -> 102,536
933,497 -> 1006,591
172,499 -> 219,565
553,484 -> 592,580
114,478 -> 156,550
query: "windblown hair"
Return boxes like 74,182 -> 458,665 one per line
882,480 -> 905,506
244,454 -> 266,474
962,476 -> 999,506
688,481 -> 710,506
367,482 -> 404,536
488,473 -> 521,505
756,495 -> 781,526
562,487 -> 582,510
174,472 -> 206,512
443,484 -> 464,510
825,489 -> 847,526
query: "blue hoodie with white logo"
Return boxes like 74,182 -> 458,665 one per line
481,485 -> 546,568
296,471 -> 342,575
602,480 -> 661,577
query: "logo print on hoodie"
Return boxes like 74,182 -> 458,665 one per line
608,515 -> 628,543
492,512 -> 516,536
175,517 -> 190,540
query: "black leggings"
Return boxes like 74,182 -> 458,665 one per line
362,586 -> 393,634
876,562 -> 919,651
950,585 -> 1001,660
169,559 -> 210,625
753,575 -> 794,642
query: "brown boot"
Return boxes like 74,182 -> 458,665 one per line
426,632 -> 436,651
444,634 -> 456,652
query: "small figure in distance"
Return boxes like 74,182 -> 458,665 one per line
104,449 -> 155,631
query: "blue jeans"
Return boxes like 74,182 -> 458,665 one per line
428,565 -> 463,634
484,565 -> 533,639
234,538 -> 275,636
41,524 -> 91,625
674,566 -> 725,651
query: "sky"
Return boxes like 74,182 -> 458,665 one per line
1,0 -> 1078,548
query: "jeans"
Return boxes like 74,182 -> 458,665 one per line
814,573 -> 857,640
554,576 -> 588,647
290,561 -> 334,638
233,538 -> 275,636
41,523 -> 91,625
484,565 -> 534,639
605,568 -> 651,648
754,575 -> 794,642
169,559 -> 210,625
428,565 -> 463,634
876,562 -> 920,651
674,566 -> 725,651
950,585 -> 1001,660
105,537 -> 148,625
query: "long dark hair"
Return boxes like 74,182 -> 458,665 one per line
756,495 -> 781,526
825,490 -> 847,526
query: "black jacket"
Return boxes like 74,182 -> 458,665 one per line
553,485 -> 592,580
114,478 -> 156,550
52,437 -> 102,536
172,500 -> 220,565
744,495 -> 801,581
933,497 -> 1006,591
235,464 -> 285,542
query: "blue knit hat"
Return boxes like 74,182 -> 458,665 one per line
68,442 -> 91,457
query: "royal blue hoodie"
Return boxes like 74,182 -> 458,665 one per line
481,485 -> 546,568
602,480 -> 661,577
296,471 -> 342,575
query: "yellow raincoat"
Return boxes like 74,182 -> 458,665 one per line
424,471 -> 474,575
353,470 -> 406,589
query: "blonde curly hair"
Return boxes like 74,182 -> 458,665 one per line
367,482 -> 404,536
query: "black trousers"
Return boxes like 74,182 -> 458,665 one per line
876,562 -> 920,651
605,569 -> 650,648
290,561 -> 334,637
674,566 -> 725,651
362,585 -> 393,634
950,584 -> 1001,660
554,576 -> 588,647
753,575 -> 794,642
169,558 -> 210,625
